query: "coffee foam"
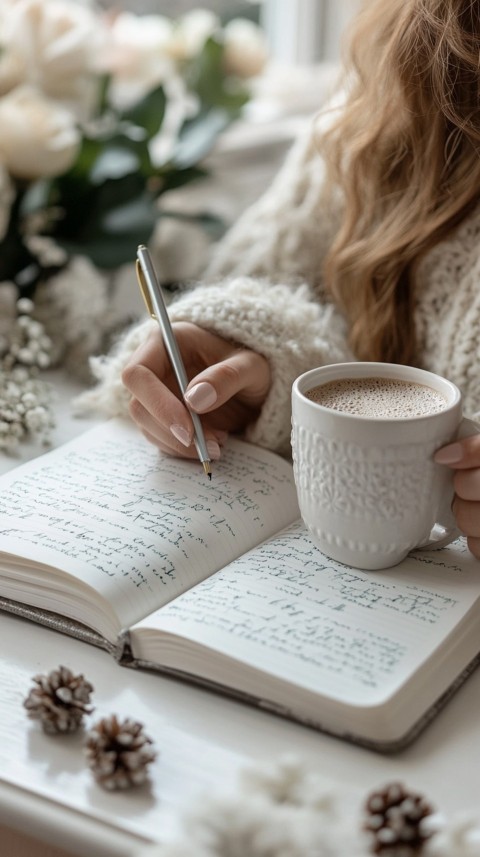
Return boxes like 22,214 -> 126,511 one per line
305,377 -> 448,418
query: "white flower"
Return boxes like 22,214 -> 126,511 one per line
0,0 -> 104,111
239,755 -> 337,809
24,235 -> 68,268
167,9 -> 220,63
104,12 -> 175,110
222,18 -> 268,79
33,254 -> 112,376
0,85 -> 80,180
425,813 -> 480,856
44,255 -> 110,342
135,757 -> 370,857
140,797 -> 370,857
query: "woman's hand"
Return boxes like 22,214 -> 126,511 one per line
434,434 -> 480,558
121,322 -> 271,460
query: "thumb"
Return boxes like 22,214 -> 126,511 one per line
184,348 -> 270,414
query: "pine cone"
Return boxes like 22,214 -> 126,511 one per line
364,781 -> 433,855
23,665 -> 94,734
85,714 -> 157,790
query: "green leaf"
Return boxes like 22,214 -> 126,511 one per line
67,136 -> 105,180
95,73 -> 112,118
120,85 -> 167,140
58,231 -> 153,270
171,108 -> 231,169
50,171 -> 147,247
90,147 -> 141,184
185,36 -> 250,112
102,193 -> 157,235
52,179 -> 158,269
157,165 -> 209,194
105,133 -> 154,177
22,179 -> 51,215
160,208 -> 226,240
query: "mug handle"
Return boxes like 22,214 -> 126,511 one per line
418,417 -> 480,550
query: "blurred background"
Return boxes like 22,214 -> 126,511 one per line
96,1 -> 360,64
0,0 -> 361,449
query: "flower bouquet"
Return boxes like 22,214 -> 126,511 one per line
0,0 -> 267,450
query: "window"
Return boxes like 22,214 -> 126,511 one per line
96,1 -> 359,63
262,0 -> 361,64
97,1 -> 261,24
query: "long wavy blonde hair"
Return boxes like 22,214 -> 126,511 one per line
320,0 -> 480,364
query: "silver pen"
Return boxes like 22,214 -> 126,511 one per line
136,244 -> 212,479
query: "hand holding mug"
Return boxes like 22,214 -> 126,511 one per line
435,434 -> 480,559
291,362 -> 479,570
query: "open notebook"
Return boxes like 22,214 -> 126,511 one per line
0,418 -> 479,751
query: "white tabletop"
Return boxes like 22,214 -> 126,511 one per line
1,371 -> 480,856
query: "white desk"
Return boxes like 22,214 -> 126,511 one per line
1,372 -> 480,857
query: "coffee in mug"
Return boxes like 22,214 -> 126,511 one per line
305,377 -> 448,418
291,362 -> 477,570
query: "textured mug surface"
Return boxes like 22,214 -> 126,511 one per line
291,363 -> 463,570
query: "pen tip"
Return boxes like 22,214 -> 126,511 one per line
203,460 -> 212,479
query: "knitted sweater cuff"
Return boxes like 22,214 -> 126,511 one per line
76,277 -> 353,456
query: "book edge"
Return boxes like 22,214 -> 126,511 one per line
114,643 -> 480,753
4,598 -> 480,753
0,597 -> 115,655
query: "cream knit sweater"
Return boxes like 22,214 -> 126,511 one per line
79,119 -> 480,455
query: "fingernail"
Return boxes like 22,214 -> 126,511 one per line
170,424 -> 192,447
434,442 -> 463,465
185,382 -> 217,412
207,440 -> 221,460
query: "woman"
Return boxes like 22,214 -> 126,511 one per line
85,0 -> 480,557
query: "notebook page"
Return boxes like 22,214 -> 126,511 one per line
131,521 -> 480,705
0,419 -> 298,633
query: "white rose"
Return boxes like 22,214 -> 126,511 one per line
222,19 -> 268,79
167,9 -> 220,62
0,0 -> 24,97
0,85 -> 80,180
0,0 -> 104,109
105,12 -> 175,109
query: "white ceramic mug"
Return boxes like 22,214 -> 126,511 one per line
291,362 -> 478,570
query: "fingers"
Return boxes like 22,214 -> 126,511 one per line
122,329 -> 226,458
434,433 -> 480,468
452,497 -> 480,538
121,322 -> 270,459
453,467 -> 480,502
124,359 -> 196,454
452,497 -> 480,557
435,433 -> 480,560
129,398 -> 224,460
466,537 -> 480,559
184,348 -> 270,414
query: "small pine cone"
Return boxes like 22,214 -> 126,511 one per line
24,665 -> 94,734
85,715 -> 156,790
364,782 -> 434,856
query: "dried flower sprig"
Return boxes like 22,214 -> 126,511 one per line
0,296 -> 54,451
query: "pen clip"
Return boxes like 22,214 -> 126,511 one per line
135,259 -> 156,320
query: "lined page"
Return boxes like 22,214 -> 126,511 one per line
132,521 -> 480,704
0,419 -> 298,632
